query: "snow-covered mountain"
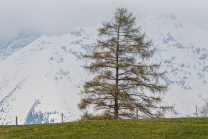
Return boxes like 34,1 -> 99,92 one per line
0,27 -> 99,125
0,13 -> 208,125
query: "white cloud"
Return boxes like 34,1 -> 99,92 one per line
0,0 -> 207,46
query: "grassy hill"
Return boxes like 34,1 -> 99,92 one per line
0,118 -> 208,139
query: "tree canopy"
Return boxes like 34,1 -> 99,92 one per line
78,8 -> 173,119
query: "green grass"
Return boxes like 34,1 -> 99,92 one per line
0,118 -> 208,139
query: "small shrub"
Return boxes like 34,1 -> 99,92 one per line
199,99 -> 208,117
79,112 -> 115,121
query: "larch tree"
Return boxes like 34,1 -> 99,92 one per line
78,8 -> 173,119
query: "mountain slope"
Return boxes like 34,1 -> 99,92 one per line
0,28 -> 98,125
0,35 -> 38,63
136,14 -> 208,117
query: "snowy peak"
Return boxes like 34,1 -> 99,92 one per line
136,14 -> 208,48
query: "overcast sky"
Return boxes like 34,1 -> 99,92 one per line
0,0 -> 208,47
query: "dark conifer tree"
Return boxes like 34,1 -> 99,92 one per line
78,8 -> 173,119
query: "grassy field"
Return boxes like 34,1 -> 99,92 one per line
0,118 -> 208,139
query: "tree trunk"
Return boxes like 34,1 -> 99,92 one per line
115,27 -> 119,119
